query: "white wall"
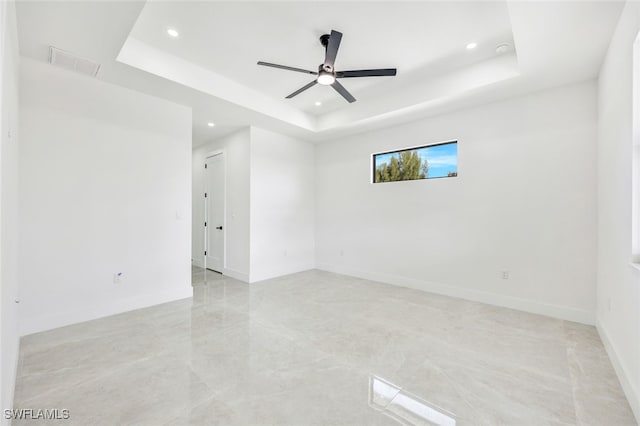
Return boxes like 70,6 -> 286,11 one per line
596,1 -> 640,420
249,127 -> 315,282
192,128 -> 251,281
316,81 -> 597,324
0,1 -> 20,422
18,58 -> 192,335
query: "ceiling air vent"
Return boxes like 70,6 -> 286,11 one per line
49,46 -> 100,77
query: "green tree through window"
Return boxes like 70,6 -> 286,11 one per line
374,150 -> 428,182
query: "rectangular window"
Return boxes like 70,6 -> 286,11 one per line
372,141 -> 458,183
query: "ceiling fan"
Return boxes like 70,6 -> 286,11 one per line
257,30 -> 397,103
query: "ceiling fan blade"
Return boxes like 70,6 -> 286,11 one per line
337,68 -> 397,78
257,61 -> 317,75
324,30 -> 343,69
285,80 -> 318,99
331,80 -> 356,103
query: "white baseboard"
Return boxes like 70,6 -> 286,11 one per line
597,321 -> 640,423
223,267 -> 249,283
20,285 -> 194,336
316,263 -> 595,325
249,265 -> 316,283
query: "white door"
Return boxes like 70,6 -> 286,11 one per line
205,153 -> 224,273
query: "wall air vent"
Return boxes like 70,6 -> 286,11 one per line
49,46 -> 100,77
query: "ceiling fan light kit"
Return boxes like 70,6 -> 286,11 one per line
317,70 -> 335,86
257,30 -> 397,103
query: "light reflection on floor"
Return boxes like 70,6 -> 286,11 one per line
369,375 -> 456,426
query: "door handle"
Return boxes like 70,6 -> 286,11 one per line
216,226 -> 223,230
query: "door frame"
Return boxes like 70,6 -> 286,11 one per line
204,150 -> 226,273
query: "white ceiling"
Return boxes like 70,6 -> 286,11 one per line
129,1 -> 515,115
15,1 -> 624,146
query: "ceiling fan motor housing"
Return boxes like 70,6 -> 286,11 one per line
319,63 -> 334,75
317,66 -> 336,85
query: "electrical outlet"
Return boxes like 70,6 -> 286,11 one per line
113,272 -> 123,284
501,270 -> 509,280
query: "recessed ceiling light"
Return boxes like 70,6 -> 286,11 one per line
466,42 -> 478,50
315,101 -> 322,106
167,28 -> 179,38
207,122 -> 215,127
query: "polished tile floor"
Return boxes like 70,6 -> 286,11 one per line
13,267 -> 637,425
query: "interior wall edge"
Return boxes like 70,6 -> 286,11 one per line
1,0 -> 20,421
